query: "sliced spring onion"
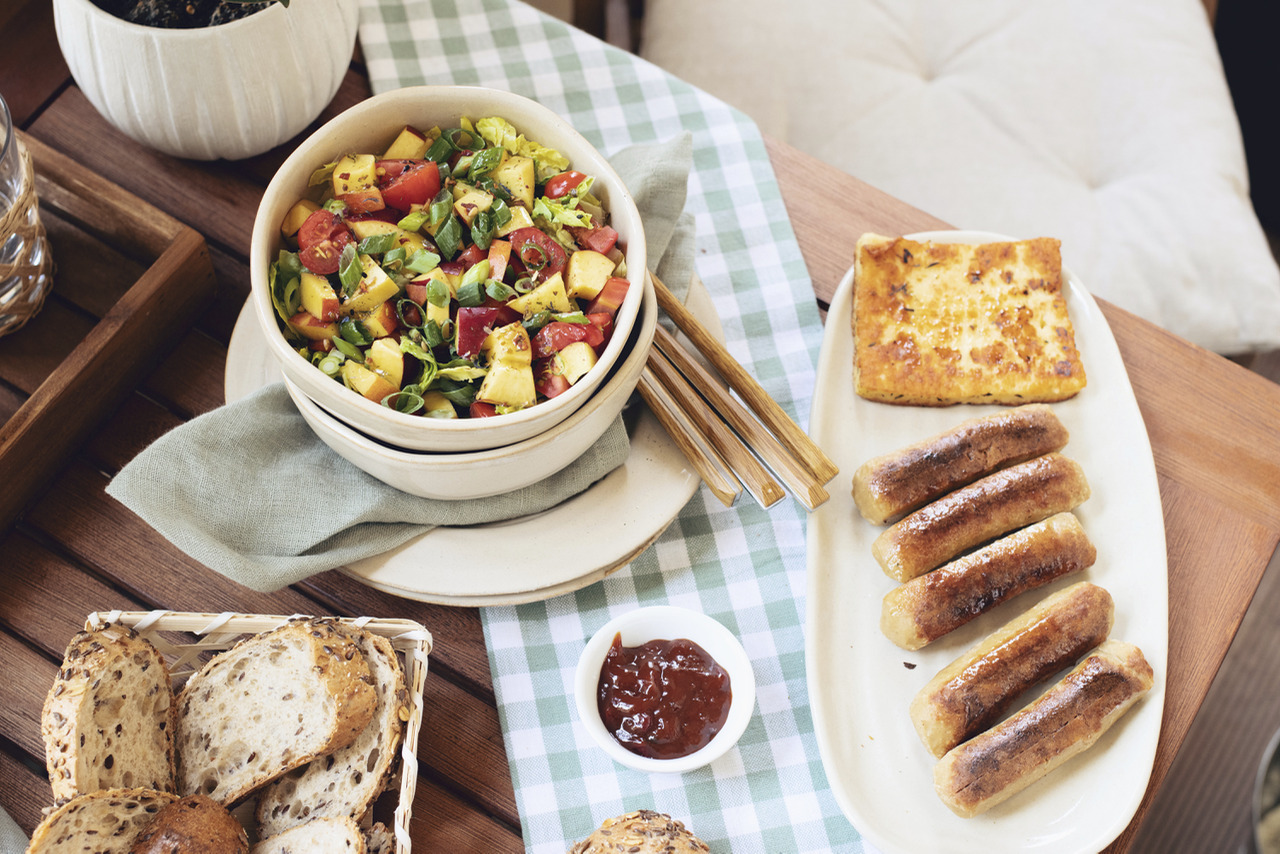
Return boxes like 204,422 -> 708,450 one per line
514,276 -> 536,294
338,243 -> 361,294
468,146 -> 503,181
485,279 -> 516,302
426,277 -> 450,308
323,198 -> 347,215
332,336 -> 363,360
455,280 -> 484,308
339,317 -> 373,346
459,259 -> 490,290
435,215 -> 462,259
424,135 -> 453,164
421,319 -> 446,349
471,209 -> 495,251
397,210 -> 430,232
443,127 -> 478,150
519,243 -> 548,270
405,248 -> 441,275
357,232 -> 397,256
382,246 -> 407,270
490,196 -> 513,228
521,310 -> 552,333
382,389 -> 425,414
317,353 -> 344,377
396,298 -> 424,330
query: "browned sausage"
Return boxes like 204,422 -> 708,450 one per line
933,638 -> 1154,818
852,404 -> 1069,525
882,512 -> 1096,650
872,452 -> 1090,582
909,581 -> 1113,758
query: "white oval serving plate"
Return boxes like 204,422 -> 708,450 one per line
804,230 -> 1167,854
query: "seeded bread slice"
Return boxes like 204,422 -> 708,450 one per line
175,618 -> 376,805
256,628 -> 408,837
363,822 -> 394,854
42,624 -> 176,804
249,816 -> 368,854
26,788 -> 179,854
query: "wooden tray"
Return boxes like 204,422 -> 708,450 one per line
0,132 -> 215,530
84,610 -> 433,853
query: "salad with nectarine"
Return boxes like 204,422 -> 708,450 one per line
269,116 -> 630,418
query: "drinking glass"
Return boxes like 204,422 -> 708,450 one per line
0,93 -> 52,338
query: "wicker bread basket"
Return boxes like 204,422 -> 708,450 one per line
85,610 -> 433,854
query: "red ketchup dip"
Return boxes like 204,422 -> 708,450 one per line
596,632 -> 733,760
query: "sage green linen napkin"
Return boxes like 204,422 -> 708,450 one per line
107,133 -> 694,593
0,807 -> 25,854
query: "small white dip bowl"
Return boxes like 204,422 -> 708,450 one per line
574,605 -> 756,774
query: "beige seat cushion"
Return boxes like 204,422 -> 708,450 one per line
640,0 -> 1280,354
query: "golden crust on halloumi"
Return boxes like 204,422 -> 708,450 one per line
851,234 -> 1086,406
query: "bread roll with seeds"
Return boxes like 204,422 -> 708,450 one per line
175,618 -> 376,805
128,794 -> 248,854
42,623 -> 176,804
26,788 -> 178,854
256,626 -> 408,837
569,809 -> 710,853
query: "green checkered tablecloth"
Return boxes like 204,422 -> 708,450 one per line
359,2 -> 864,851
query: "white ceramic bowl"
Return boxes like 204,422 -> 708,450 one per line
283,274 -> 656,500
574,605 -> 756,774
250,85 -> 648,452
52,0 -> 356,161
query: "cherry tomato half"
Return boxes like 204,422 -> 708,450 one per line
531,321 -> 603,360
378,160 -> 441,211
297,209 -> 354,275
544,170 -> 587,199
507,227 -> 568,281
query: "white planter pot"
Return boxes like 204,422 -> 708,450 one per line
52,0 -> 358,161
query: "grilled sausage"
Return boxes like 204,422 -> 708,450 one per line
909,581 -> 1113,758
852,404 -> 1069,525
872,452 -> 1090,582
933,638 -> 1154,818
882,513 -> 1096,650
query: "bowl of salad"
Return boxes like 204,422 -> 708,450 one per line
280,271 -> 656,500
250,86 -> 647,452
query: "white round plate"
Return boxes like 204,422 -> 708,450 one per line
805,231 -> 1167,853
225,278 -> 721,606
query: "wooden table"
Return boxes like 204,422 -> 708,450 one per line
3,6 -> 1279,851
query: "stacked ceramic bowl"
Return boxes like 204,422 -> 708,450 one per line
250,87 -> 652,499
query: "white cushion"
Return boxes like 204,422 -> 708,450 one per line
641,0 -> 1280,354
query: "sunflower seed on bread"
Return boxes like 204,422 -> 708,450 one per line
256,626 -> 408,837
175,618 -> 376,805
26,788 -> 179,854
42,623 -> 176,804
249,816 -> 368,854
